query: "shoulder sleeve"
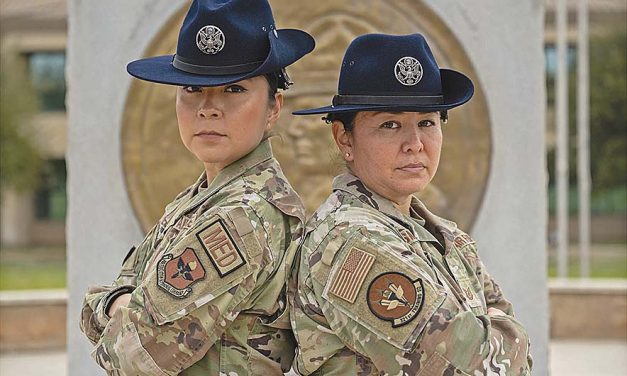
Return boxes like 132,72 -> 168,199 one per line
91,205 -> 271,375
80,226 -> 157,344
307,226 -> 531,375
456,237 -> 515,315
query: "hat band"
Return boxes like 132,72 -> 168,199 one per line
172,55 -> 263,76
332,94 -> 444,106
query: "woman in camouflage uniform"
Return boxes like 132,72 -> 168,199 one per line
79,0 -> 314,374
290,34 -> 532,375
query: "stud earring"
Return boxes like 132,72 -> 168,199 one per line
345,152 -> 350,158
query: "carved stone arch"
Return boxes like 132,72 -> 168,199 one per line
122,1 -> 491,232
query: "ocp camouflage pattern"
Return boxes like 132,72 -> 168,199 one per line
80,140 -> 305,375
290,173 -> 532,375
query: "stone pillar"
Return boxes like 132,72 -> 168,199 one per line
66,2 -> 182,374
67,0 -> 548,374
423,2 -> 549,372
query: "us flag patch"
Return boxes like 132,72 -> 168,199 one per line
329,247 -> 375,304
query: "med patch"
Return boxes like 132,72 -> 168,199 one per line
157,247 -> 206,298
196,219 -> 246,277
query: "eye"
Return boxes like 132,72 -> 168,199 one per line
380,121 -> 401,129
183,86 -> 202,93
225,84 -> 247,93
418,119 -> 437,127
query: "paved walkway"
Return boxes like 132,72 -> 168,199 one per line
1,340 -> 625,375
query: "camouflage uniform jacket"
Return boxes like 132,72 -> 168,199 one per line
291,173 -> 532,376
80,140 -> 306,375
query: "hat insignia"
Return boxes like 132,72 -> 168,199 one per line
395,57 -> 423,86
196,25 -> 225,55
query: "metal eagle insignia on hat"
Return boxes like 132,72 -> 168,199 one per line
196,25 -> 225,55
395,56 -> 423,86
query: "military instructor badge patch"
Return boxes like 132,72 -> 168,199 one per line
196,219 -> 246,277
367,272 -> 425,327
157,247 -> 206,299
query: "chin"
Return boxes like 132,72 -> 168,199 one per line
399,182 -> 428,196
193,152 -> 227,165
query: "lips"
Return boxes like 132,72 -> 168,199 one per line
398,162 -> 426,173
194,130 -> 227,142
194,130 -> 225,137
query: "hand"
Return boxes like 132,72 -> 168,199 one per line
107,293 -> 132,317
487,307 -> 507,316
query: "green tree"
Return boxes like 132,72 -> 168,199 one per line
547,27 -> 626,213
588,29 -> 626,191
0,47 -> 42,191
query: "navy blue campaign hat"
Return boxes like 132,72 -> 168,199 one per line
127,0 -> 315,87
293,33 -> 473,115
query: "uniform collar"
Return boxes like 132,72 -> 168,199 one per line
195,138 -> 274,197
332,172 -> 438,243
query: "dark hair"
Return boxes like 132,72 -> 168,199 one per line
263,68 -> 293,104
324,110 -> 449,131
263,72 -> 280,104
323,112 -> 358,131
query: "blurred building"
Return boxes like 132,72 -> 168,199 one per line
0,0 -> 625,247
544,0 -> 627,145
0,0 -> 67,246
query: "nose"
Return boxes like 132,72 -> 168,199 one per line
197,93 -> 223,119
401,126 -> 424,154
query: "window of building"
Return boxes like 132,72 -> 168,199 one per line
35,159 -> 67,221
545,44 -> 577,106
28,52 -> 66,112
544,44 -> 577,79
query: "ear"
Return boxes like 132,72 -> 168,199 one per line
331,120 -> 354,162
266,92 -> 283,131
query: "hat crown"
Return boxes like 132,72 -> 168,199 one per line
176,0 -> 276,66
338,33 -> 442,96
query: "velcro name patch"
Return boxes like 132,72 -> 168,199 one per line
399,229 -> 416,243
328,247 -> 375,304
453,233 -> 475,248
196,219 -> 246,277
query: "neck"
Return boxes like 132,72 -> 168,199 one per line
203,163 -> 222,185
392,196 -> 412,215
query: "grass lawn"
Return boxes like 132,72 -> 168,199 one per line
0,243 -> 624,290
547,243 -> 627,279
0,246 -> 66,290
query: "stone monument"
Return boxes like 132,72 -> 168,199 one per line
68,0 -> 548,374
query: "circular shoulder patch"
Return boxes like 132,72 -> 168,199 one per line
394,56 -> 423,86
367,272 -> 425,327
196,25 -> 225,55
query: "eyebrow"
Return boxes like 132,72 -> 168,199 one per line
370,111 -> 402,116
369,111 -> 438,117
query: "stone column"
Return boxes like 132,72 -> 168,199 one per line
66,2 -> 182,374
424,1 -> 549,372
67,0 -> 548,374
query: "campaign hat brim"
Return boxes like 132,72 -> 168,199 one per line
293,69 -> 474,115
127,29 -> 314,87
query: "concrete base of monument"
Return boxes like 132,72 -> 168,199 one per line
1,282 -> 625,351
0,290 -> 66,351
549,279 -> 627,340
1,341 -> 626,376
